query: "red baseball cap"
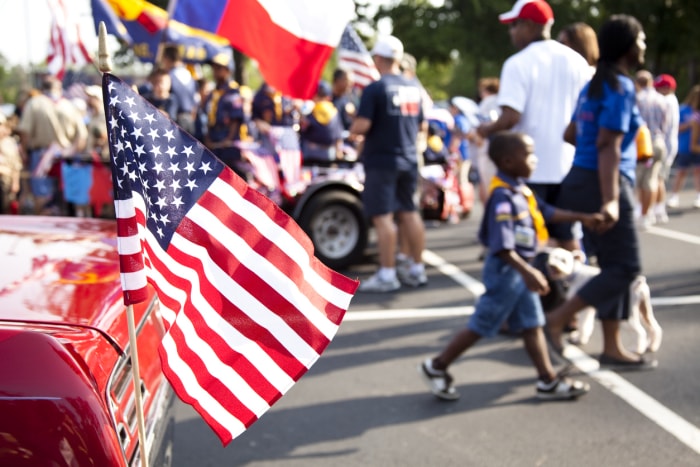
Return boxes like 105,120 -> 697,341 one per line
499,0 -> 554,25
653,74 -> 677,90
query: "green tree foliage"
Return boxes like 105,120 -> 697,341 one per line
374,0 -> 700,99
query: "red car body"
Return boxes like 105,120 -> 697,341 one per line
0,216 -> 173,466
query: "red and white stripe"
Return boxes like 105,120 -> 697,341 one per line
215,0 -> 355,99
114,168 -> 357,444
46,0 -> 93,79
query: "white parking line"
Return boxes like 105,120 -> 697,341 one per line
345,248 -> 700,455
648,225 -> 700,245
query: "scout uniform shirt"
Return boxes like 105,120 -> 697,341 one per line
478,171 -> 553,260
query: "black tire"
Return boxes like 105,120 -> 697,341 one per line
297,190 -> 368,270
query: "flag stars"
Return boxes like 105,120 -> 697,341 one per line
109,116 -> 118,129
182,146 -> 194,158
155,226 -> 164,238
148,128 -> 160,140
154,179 -> 166,191
153,162 -> 164,175
169,179 -> 182,191
200,161 -> 213,174
115,139 -> 124,153
109,95 -> 121,106
164,129 -> 175,141
185,179 -> 198,191
134,144 -> 146,157
124,96 -> 136,107
168,161 -> 180,174
143,113 -> 156,125
172,196 -> 184,209
131,127 -> 143,139
128,170 -> 138,182
166,146 -> 178,158
155,196 -> 168,209
159,213 -> 170,225
128,111 -> 141,123
184,161 -> 196,175
150,145 -> 162,157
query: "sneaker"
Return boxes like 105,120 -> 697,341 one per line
358,272 -> 400,293
666,194 -> 679,208
638,214 -> 654,231
655,209 -> 669,224
419,359 -> 460,401
536,377 -> 590,400
398,264 -> 428,287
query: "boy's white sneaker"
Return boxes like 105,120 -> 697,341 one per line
666,194 -> 679,208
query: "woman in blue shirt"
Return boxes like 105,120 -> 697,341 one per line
547,15 -> 657,370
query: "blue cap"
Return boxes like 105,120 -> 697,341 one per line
316,80 -> 332,98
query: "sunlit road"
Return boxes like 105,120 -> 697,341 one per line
172,188 -> 700,467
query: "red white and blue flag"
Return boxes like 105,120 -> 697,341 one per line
337,24 -> 380,89
170,0 -> 355,99
103,73 -> 358,445
47,0 -> 93,79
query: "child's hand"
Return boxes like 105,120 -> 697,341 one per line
580,212 -> 605,230
522,266 -> 550,295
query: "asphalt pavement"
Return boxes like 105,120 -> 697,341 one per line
172,187 -> 700,467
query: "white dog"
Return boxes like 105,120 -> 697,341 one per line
545,248 -> 663,354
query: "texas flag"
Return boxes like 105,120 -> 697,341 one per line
171,0 -> 355,99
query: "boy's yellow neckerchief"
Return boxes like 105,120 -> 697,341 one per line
488,175 -> 549,245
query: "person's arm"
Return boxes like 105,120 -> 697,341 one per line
496,249 -> 549,295
690,119 -> 700,154
596,127 -> 624,231
549,208 -> 603,231
563,121 -> 577,145
349,116 -> 371,137
476,106 -> 521,139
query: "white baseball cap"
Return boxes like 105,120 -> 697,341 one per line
371,35 -> 404,61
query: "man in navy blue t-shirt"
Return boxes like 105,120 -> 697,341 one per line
350,35 -> 427,292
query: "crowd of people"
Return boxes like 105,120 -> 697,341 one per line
0,43 -> 367,218
0,0 -> 696,400
419,0 -> 697,404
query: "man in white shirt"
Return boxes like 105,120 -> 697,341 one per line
477,0 -> 590,250
653,74 -> 680,222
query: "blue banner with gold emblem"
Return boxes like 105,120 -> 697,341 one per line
91,0 -> 231,64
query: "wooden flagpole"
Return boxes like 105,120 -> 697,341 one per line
98,22 -> 150,467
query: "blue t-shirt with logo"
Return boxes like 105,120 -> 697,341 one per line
677,104 -> 696,155
356,74 -> 423,171
570,74 -> 642,183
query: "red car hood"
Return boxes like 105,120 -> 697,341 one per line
0,216 -> 125,332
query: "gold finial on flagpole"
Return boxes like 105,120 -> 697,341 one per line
98,21 -> 113,73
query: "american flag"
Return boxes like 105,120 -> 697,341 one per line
47,0 -> 93,80
267,126 -> 303,195
103,73 -> 359,445
337,24 -> 380,88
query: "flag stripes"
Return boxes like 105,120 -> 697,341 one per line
105,73 -> 358,444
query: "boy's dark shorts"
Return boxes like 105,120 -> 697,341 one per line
362,167 -> 418,218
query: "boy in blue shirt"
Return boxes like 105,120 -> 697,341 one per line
419,131 -> 601,401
